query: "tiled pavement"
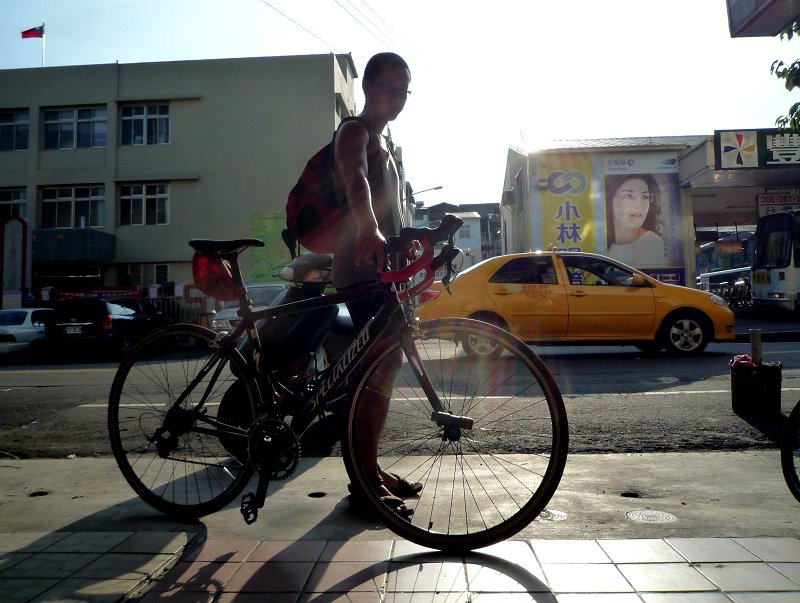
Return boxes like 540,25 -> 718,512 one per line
2,533 -> 800,601
2,450 -> 800,601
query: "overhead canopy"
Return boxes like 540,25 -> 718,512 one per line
680,129 -> 800,228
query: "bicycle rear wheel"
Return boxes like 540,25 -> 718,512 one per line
781,401 -> 800,504
342,317 -> 568,552
108,324 -> 258,518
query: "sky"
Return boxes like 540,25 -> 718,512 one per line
2,0 -> 798,205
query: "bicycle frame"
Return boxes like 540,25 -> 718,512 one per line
165,275 -> 449,453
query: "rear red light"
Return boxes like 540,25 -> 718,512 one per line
779,271 -> 786,281
417,288 -> 441,304
103,314 -> 113,333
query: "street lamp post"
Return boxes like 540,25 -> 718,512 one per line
404,185 -> 443,204
413,185 -> 443,196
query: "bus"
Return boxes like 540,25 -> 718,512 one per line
697,266 -> 751,295
751,211 -> 800,312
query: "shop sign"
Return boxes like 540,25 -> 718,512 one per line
717,240 -> 743,254
757,190 -> 800,216
715,129 -> 800,169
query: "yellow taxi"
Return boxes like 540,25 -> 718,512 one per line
415,251 -> 735,357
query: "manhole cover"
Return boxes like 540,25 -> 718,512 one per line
534,509 -> 567,522
626,510 -> 676,523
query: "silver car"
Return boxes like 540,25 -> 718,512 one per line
0,307 -> 55,357
210,283 -> 286,332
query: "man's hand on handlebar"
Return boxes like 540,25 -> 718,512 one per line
379,214 -> 464,300
356,228 -> 388,271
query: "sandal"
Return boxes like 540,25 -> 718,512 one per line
379,495 -> 414,520
384,472 -> 423,497
348,484 -> 414,520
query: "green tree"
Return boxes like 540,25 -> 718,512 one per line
772,21 -> 800,129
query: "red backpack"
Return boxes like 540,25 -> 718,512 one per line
286,116 -> 371,254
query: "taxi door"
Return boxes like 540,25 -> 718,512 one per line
559,254 -> 655,339
484,255 -> 568,339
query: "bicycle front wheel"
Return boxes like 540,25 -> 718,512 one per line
108,324 -> 258,518
781,401 -> 800,504
343,317 -> 568,552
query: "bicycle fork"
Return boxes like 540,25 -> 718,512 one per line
401,328 -> 474,441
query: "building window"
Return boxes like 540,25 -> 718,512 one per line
0,110 -> 29,151
41,186 -> 105,229
459,224 -> 471,239
120,183 -> 169,225
125,263 -> 170,286
0,188 -> 27,219
121,104 -> 169,145
44,107 -> 107,149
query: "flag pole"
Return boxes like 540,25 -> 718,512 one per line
41,23 -> 45,68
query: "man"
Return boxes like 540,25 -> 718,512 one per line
332,52 -> 419,517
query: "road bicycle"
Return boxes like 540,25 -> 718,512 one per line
781,399 -> 800,504
107,214 -> 569,552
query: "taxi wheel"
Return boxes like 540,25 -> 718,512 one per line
661,312 -> 709,355
462,314 -> 506,360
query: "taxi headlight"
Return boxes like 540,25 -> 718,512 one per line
709,294 -> 727,307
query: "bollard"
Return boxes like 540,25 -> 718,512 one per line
751,329 -> 762,365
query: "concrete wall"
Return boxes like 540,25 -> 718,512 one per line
0,54 -> 357,287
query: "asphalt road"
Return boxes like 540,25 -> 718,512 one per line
1,337 -> 797,459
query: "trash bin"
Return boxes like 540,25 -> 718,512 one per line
730,355 -> 782,416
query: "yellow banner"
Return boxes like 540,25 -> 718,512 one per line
540,156 -> 595,251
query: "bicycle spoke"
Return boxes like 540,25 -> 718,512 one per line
109,326 -> 257,518
344,319 -> 567,551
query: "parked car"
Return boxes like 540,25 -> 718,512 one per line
210,283 -> 287,332
415,251 -> 735,357
0,307 -> 55,359
48,297 -> 171,357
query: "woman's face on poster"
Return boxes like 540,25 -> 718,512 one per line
612,177 -> 653,231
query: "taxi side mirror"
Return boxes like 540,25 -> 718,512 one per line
629,274 -> 646,287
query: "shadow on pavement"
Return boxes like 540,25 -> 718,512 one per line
734,408 -> 788,446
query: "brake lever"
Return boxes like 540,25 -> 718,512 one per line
442,234 -> 456,295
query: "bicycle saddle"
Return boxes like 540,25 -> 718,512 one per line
189,238 -> 265,254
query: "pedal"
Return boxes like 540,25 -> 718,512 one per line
240,492 -> 258,525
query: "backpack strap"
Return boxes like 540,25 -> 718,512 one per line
331,116 -> 382,190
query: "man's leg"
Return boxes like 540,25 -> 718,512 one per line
344,294 -> 413,514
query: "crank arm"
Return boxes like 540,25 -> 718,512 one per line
240,470 -> 271,525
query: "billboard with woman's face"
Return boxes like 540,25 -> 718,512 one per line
531,150 -> 686,284
603,153 -> 684,281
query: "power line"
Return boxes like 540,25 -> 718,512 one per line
334,0 -> 395,48
353,0 -> 407,48
255,0 -> 343,54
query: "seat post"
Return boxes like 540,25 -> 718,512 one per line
222,252 -> 252,316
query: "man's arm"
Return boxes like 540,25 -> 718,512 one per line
334,119 -> 387,270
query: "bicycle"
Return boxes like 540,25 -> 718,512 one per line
108,214 -> 569,552
781,399 -> 800,504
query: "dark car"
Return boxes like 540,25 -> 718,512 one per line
48,297 -> 171,358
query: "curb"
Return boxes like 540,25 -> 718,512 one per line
734,331 -> 800,343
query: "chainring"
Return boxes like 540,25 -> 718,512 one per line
247,418 -> 301,481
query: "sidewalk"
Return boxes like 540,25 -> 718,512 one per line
733,305 -> 800,342
1,452 -> 799,601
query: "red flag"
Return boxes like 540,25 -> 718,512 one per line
21,25 -> 45,39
